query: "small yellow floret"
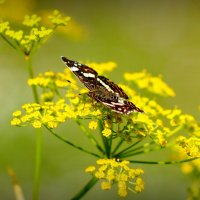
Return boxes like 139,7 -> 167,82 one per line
101,181 -> 111,190
12,110 -> 22,117
85,166 -> 96,173
88,121 -> 98,130
11,118 -> 21,126
102,128 -> 112,137
32,120 -> 42,128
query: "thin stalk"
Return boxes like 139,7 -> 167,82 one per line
118,146 -> 162,158
26,56 -> 39,103
166,126 -> 182,137
98,120 -> 110,158
76,120 -> 104,154
25,55 -> 41,200
127,141 -> 154,153
108,137 -> 112,157
129,157 -> 199,165
32,128 -> 43,200
114,138 -> 144,157
1,34 -> 17,50
112,138 -> 124,155
46,126 -> 101,158
71,177 -> 98,200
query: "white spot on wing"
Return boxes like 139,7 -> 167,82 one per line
83,72 -> 95,78
71,66 -> 79,71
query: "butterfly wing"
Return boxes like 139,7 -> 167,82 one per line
61,56 -> 98,90
88,88 -> 144,114
97,75 -> 129,99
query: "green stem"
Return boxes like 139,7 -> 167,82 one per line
26,56 -> 39,103
129,157 -> 199,165
25,55 -> 41,200
98,120 -> 110,158
112,138 -> 124,155
118,145 -> 163,158
114,138 -> 144,157
71,177 -> 98,200
32,128 -> 43,200
167,126 -> 182,137
46,126 -> 101,158
1,34 -> 18,50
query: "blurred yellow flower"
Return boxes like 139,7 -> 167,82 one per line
124,71 -> 175,97
86,61 -> 117,75
89,121 -> 98,130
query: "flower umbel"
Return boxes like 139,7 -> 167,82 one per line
0,10 -> 71,56
11,99 -> 76,129
85,159 -> 144,197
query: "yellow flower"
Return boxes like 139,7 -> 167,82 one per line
176,136 -> 200,157
88,121 -> 98,130
134,178 -> 145,193
102,128 -> 112,137
5,29 -> 23,41
12,110 -> 22,117
167,109 -> 182,120
0,21 -> 10,33
154,130 -> 167,146
47,121 -> 58,129
101,181 -> 111,190
10,118 -> 21,126
48,10 -> 71,26
95,170 -> 105,179
85,166 -> 96,173
32,120 -> 42,128
181,163 -> 193,174
118,187 -> 128,197
23,14 -> 41,27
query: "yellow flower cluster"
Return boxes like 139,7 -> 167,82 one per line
28,69 -> 79,102
85,159 -> 144,197
176,136 -> 200,157
0,21 -> 9,33
181,158 -> 200,200
28,69 -> 77,89
86,61 -> 117,75
22,14 -> 41,27
181,159 -> 200,174
11,99 -> 76,129
124,71 -> 175,97
0,10 -> 71,55
118,86 -> 199,149
11,97 -> 103,129
48,10 -> 71,26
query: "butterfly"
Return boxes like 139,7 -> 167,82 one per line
61,56 -> 144,114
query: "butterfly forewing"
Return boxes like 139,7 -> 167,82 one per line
61,56 -> 98,90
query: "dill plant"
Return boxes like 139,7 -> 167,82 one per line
1,10 -> 199,200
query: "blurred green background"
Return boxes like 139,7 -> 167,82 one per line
0,0 -> 200,199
